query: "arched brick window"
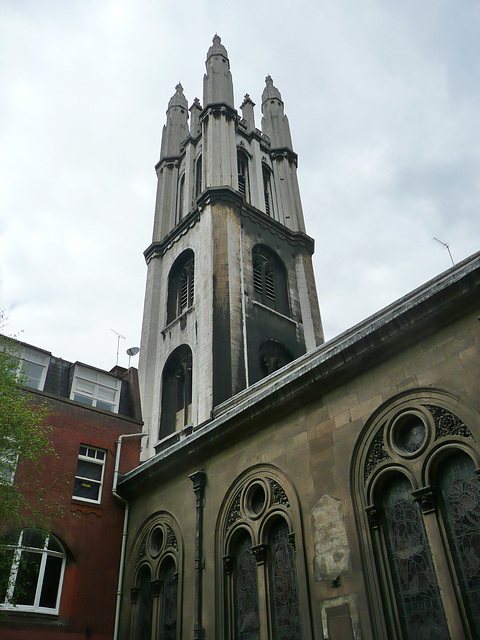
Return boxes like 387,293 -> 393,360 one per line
0,529 -> 66,615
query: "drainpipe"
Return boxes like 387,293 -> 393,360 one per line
189,470 -> 207,640
112,432 -> 147,640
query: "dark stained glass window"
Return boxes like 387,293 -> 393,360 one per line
160,558 -> 177,640
234,531 -> 260,640
438,452 -> 480,638
135,566 -> 153,640
269,518 -> 301,639
382,475 -> 449,640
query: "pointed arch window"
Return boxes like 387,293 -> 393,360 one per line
262,165 -> 273,216
195,155 -> 202,198
353,393 -> 480,639
380,474 -> 449,639
252,245 -> 289,316
160,345 -> 192,438
437,452 -> 480,638
167,250 -> 195,324
177,173 -> 185,223
133,565 -> 153,640
232,530 -> 260,639
130,513 -> 181,640
219,469 -> 311,639
237,150 -> 250,201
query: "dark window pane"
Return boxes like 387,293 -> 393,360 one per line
160,559 -> 177,640
14,551 -> 41,605
234,532 -> 260,640
22,529 -> 46,549
73,476 -> 100,501
73,394 -> 94,406
76,459 -> 102,481
135,566 -> 153,640
0,548 -> 14,602
382,475 -> 449,640
269,519 -> 301,640
39,555 -> 63,609
96,400 -> 114,412
438,453 -> 480,638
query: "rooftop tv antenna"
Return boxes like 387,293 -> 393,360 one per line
433,237 -> 455,266
126,346 -> 140,368
111,329 -> 126,366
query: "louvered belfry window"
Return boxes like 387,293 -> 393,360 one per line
167,250 -> 195,324
237,151 -> 249,200
252,246 -> 289,316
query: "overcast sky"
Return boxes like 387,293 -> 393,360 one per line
1,0 -> 479,371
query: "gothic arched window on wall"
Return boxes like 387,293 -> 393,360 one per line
160,345 -> 192,439
167,250 -> 195,325
237,150 -> 250,201
130,513 -> 181,640
352,391 -> 480,640
177,173 -> 185,223
195,155 -> 202,198
218,467 -> 312,640
252,245 -> 289,316
262,164 -> 273,216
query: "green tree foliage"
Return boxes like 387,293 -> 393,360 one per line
0,326 -> 56,530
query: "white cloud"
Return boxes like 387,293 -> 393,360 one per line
1,0 -> 479,369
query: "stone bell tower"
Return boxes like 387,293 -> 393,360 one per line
138,36 -> 323,459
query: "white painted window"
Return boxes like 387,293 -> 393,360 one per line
19,347 -> 50,390
72,444 -> 106,503
70,365 -> 121,413
0,529 -> 66,615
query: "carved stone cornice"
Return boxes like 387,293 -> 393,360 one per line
270,147 -> 298,167
144,208 -> 201,263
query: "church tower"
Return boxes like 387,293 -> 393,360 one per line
139,36 -> 323,459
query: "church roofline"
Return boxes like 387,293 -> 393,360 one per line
120,249 -> 480,494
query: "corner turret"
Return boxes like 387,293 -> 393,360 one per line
261,76 -> 293,150
203,35 -> 234,107
160,83 -> 189,160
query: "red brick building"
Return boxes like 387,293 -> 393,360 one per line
0,342 -> 143,640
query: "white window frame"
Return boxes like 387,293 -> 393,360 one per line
70,364 -> 121,413
18,346 -> 50,391
72,444 -> 107,504
0,530 -> 66,615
